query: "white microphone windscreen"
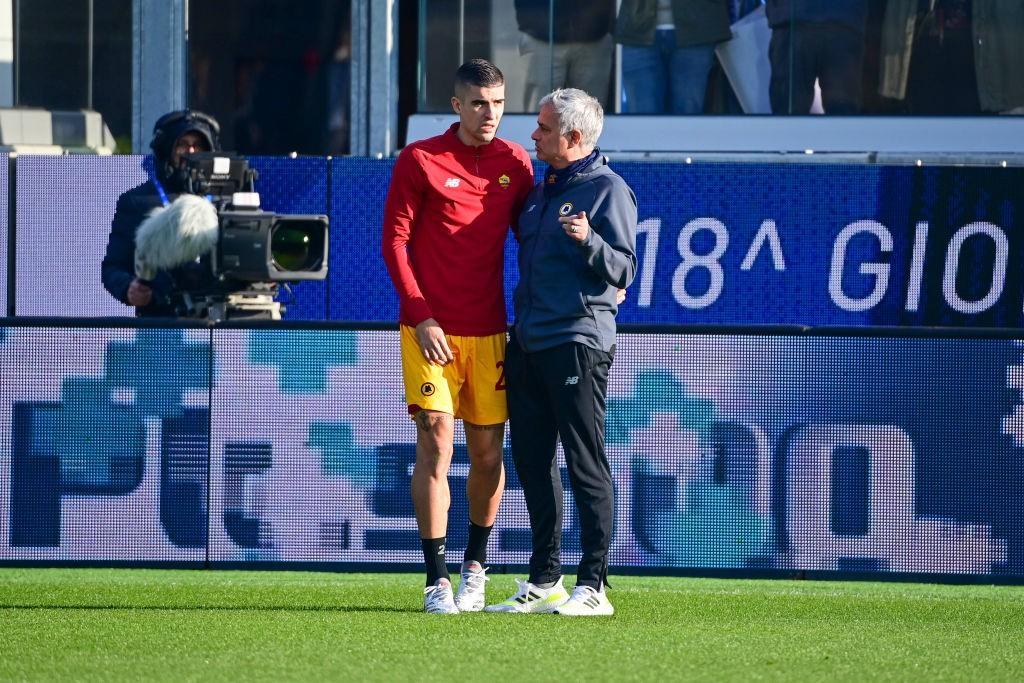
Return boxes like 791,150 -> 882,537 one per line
134,194 -> 219,278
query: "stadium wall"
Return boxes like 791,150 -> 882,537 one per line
0,155 -> 1021,580
5,155 -> 1022,327
0,319 -> 1021,581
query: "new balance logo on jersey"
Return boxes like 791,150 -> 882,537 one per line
444,178 -> 461,188
565,376 -> 579,385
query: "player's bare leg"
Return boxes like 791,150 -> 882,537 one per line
412,409 -> 458,613
465,422 -> 505,526
456,421 -> 505,611
411,409 -> 455,536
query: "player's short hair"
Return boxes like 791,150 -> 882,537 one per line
539,88 -> 604,150
454,59 -> 505,98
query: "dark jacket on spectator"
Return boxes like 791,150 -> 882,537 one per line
102,181 -> 216,317
515,0 -> 615,43
765,0 -> 868,31
615,0 -> 732,48
102,181 -> 179,317
879,0 -> 1024,113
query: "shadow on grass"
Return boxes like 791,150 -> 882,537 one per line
0,604 -> 420,614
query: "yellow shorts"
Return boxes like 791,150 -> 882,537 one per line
400,324 -> 508,425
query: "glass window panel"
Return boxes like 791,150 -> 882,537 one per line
188,0 -> 352,155
416,0 -> 493,111
15,0 -> 131,146
415,0 -> 616,114
16,0 -> 90,109
412,0 -> 1024,118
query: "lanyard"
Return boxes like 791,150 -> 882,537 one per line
148,167 -> 171,207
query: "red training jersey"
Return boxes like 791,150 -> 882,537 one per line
382,123 -> 534,336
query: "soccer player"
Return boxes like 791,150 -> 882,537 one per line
487,88 -> 637,616
381,59 -> 534,614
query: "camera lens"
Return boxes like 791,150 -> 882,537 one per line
271,224 -> 314,271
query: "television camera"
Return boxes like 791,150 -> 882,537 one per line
134,152 -> 329,321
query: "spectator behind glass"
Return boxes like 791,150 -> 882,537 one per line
879,0 -> 1024,115
615,0 -> 732,114
515,0 -> 616,110
766,0 -> 869,114
327,20 -> 351,154
730,0 -> 765,22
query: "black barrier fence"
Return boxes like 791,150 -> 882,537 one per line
1,317 -> 1021,582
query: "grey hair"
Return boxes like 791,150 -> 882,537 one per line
539,88 -> 604,150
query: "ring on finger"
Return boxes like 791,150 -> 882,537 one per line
570,226 -> 578,233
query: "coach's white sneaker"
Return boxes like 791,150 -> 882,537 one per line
424,577 -> 459,614
554,584 -> 614,616
483,577 -> 570,614
454,562 -> 489,612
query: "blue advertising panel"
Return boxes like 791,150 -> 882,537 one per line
9,156 -> 1022,328
249,156 -> 329,320
1,323 -> 1019,578
327,159 -> 1024,328
615,163 -> 1023,328
0,325 -> 209,562
14,155 -> 147,317
328,157 -> 397,322
11,155 -> 328,319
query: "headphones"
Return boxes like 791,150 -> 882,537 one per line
149,109 -> 221,161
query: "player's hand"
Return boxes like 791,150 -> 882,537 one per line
559,211 -> 590,242
616,288 -> 626,305
127,278 -> 153,307
415,318 -> 454,366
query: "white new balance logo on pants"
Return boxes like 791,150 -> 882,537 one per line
565,376 -> 579,385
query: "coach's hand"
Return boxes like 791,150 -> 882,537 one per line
416,318 -> 454,366
560,211 -> 590,242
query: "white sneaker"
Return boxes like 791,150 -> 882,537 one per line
483,577 -> 570,614
423,577 -> 459,614
454,562 -> 489,612
554,584 -> 614,616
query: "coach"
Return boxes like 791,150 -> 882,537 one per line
501,88 -> 637,616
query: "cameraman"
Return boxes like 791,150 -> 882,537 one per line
101,110 -> 221,316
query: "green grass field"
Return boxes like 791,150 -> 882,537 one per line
1,568 -> 1022,681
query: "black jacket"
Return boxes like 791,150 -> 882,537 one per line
515,0 -> 615,43
101,181 -> 216,317
765,0 -> 868,31
615,0 -> 732,48
513,156 -> 637,354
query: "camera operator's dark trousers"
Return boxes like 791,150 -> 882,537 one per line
506,334 -> 614,590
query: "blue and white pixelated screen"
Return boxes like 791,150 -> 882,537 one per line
0,156 -> 7,314
1,323 -> 1019,577
0,325 -> 209,561
10,155 -> 1023,328
14,155 -> 146,317
325,159 -> 1024,328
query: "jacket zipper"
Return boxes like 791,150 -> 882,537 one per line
521,194 -> 550,350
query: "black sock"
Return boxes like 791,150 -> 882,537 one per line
422,536 -> 449,586
463,522 -> 493,566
